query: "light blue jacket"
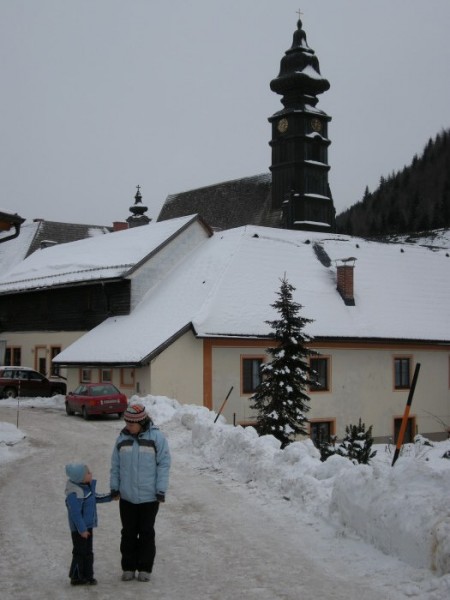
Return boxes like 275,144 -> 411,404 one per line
65,479 -> 111,534
110,424 -> 171,504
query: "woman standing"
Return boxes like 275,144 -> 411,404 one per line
110,402 -> 171,582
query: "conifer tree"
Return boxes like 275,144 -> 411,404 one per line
335,418 -> 377,465
250,275 -> 316,448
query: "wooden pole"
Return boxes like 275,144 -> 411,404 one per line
391,363 -> 421,466
214,386 -> 234,423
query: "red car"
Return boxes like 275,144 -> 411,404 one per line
65,383 -> 128,419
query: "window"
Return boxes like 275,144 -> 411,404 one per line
242,357 -> 263,394
80,368 -> 92,383
5,347 -> 21,366
101,369 -> 112,383
28,370 -> 44,381
50,346 -> 61,376
310,139 -> 322,162
310,357 -> 330,391
38,357 -> 46,375
310,420 -> 335,447
394,357 -> 411,389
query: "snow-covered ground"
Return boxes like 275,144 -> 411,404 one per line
1,395 -> 450,599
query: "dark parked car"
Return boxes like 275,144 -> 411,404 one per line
0,366 -> 67,398
65,383 -> 128,419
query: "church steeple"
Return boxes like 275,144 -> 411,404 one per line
126,185 -> 151,228
269,17 -> 335,232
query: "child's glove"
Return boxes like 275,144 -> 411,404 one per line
156,493 -> 165,503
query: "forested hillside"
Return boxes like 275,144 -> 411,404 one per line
336,129 -> 450,236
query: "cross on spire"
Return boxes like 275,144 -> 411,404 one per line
136,184 -> 141,193
296,8 -> 303,19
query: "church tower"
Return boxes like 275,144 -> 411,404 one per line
269,17 -> 335,232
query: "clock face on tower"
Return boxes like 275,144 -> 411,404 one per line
310,118 -> 322,133
277,118 -> 289,133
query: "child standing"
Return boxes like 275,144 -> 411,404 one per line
65,463 -> 112,586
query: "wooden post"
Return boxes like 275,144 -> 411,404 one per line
214,386 -> 234,424
391,363 -> 421,466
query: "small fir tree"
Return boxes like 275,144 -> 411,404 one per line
318,436 -> 337,463
250,275 -> 316,448
335,418 -> 377,465
318,441 -> 334,463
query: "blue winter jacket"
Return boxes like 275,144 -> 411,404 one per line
65,479 -> 111,534
110,424 -> 171,504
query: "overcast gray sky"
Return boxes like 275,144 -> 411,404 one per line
2,0 -> 450,226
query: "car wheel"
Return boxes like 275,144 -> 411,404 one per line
117,412 -> 124,419
82,406 -> 90,420
65,403 -> 74,416
4,387 -> 17,399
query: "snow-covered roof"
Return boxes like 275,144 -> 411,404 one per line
0,220 -> 40,274
0,215 -> 198,292
54,224 -> 450,365
0,219 -> 112,277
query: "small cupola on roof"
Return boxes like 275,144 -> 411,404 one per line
269,16 -> 335,233
126,185 -> 152,228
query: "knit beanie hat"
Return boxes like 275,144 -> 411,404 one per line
65,463 -> 88,484
123,402 -> 149,424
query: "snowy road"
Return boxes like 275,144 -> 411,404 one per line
0,405 -> 444,600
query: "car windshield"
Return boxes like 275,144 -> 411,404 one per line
73,385 -> 88,395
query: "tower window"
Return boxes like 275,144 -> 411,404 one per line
310,139 -> 322,162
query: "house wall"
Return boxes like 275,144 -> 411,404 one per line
129,221 -> 210,310
64,366 -> 141,399
205,339 -> 450,442
310,343 -> 450,441
144,331 -> 204,404
0,331 -> 85,378
0,281 -> 130,331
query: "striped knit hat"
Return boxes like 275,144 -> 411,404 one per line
123,402 -> 149,424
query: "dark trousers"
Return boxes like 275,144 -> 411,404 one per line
119,499 -> 160,573
69,529 -> 94,581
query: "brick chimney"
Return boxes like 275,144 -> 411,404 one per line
113,221 -> 129,232
336,258 -> 356,306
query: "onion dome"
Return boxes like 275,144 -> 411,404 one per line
126,185 -> 151,227
270,18 -> 330,109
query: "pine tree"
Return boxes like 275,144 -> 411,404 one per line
335,418 -> 377,465
318,437 -> 337,462
250,275 -> 316,448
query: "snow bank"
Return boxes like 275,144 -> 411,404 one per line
168,401 -> 450,574
330,446 -> 450,573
